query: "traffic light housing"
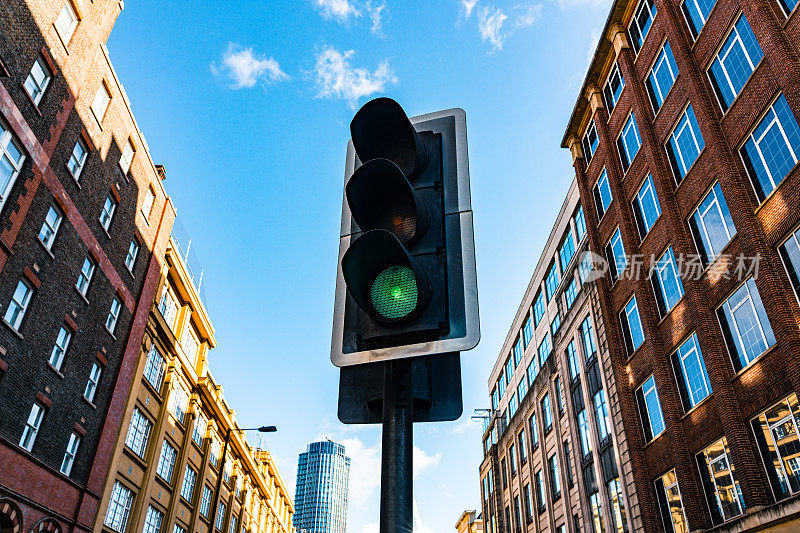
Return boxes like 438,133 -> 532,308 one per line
331,98 -> 478,366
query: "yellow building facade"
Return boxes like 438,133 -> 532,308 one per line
93,235 -> 293,533
455,511 -> 483,533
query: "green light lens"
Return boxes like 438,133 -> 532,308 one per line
370,265 -> 418,320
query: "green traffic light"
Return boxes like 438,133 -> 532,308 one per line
370,265 -> 418,320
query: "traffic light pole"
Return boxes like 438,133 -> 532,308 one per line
380,359 -> 414,533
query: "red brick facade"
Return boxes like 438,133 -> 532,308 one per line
563,0 -> 800,530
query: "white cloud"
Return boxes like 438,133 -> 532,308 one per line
558,0 -> 612,9
514,3 -> 543,28
413,445 -> 441,478
361,523 -> 379,533
586,28 -> 601,68
365,1 -> 388,35
460,0 -> 479,18
341,437 -> 381,508
477,4 -> 542,51
313,0 -> 361,23
211,43 -> 289,89
452,418 -> 478,435
313,46 -> 398,107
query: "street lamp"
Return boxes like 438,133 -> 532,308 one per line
209,425 -> 276,531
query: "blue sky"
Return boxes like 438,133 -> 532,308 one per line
107,1 -> 611,531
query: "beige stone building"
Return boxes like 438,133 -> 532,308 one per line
455,511 -> 484,533
93,235 -> 294,533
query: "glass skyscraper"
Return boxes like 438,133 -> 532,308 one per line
294,440 -> 351,533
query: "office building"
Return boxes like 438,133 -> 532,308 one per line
562,0 -> 800,530
455,510 -> 484,533
294,440 -> 350,533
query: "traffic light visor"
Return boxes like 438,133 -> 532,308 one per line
350,97 -> 429,180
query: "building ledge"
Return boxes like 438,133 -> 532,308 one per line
700,494 -> 800,533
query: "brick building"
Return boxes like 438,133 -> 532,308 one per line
562,0 -> 800,530
478,182 -> 639,533
0,1 -> 176,532
93,235 -> 294,533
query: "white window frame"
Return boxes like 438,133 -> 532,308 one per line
752,395 -> 800,499
718,279 -> 772,369
629,0 -> 657,54
673,333 -> 712,410
779,226 -> 800,305
125,239 -> 139,272
142,506 -> 164,533
594,168 -> 613,218
638,375 -> 666,441
38,205 -> 63,250
106,297 -> 121,333
67,138 -> 88,180
119,139 -> 135,175
4,280 -> 33,331
159,289 -> 179,330
681,0 -> 717,39
91,82 -> 111,124
60,431 -> 81,475
125,407 -> 152,458
647,41 -> 678,112
634,173 -> 661,236
76,256 -> 95,296
667,104 -> 705,180
99,194 -> 117,231
583,120 -> 599,161
618,113 -> 642,171
24,57 -> 52,105
603,62 -> 625,113
142,186 -> 155,219
54,2 -> 79,46
691,182 -> 735,264
656,470 -> 688,533
181,465 -> 197,501
104,481 -> 134,533
48,325 -> 72,371
606,227 -> 627,281
84,361 -> 102,402
708,15 -> 762,112
143,347 -> 166,391
621,296 -> 645,355
699,438 -> 744,522
156,439 -> 178,482
0,118 -> 26,213
19,401 -> 45,451
651,246 -> 685,315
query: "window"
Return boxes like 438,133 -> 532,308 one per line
104,482 -> 134,532
534,290 -> 545,325
523,484 -> 533,520
491,387 -> 499,411
617,113 -> 642,173
54,2 -> 79,44
778,0 -> 799,16
527,357 -> 539,388
741,94 -> 800,202
60,432 -> 80,475
751,393 -> 800,501
193,411 -> 207,446
501,458 -> 508,487
578,409 -> 592,457
633,174 -> 661,237
530,413 -> 539,448
106,297 -> 121,333
636,375 -> 665,441
620,296 -> 645,356
84,361 -> 102,402
559,228 -> 576,271
780,227 -> 800,301
535,470 -> 545,512
91,83 -> 111,123
159,289 -> 179,330
583,120 -> 599,161
498,373 -> 506,398
682,0 -> 717,39
156,440 -> 177,482
671,333 -> 712,411
170,383 -> 189,424
38,205 -> 63,249
518,377 -> 528,404
580,316 -> 597,361
594,390 -> 612,442
565,276 -> 579,309
143,347 -> 165,390
717,277 -> 776,372
181,465 -> 197,501
590,491 -> 606,533
67,138 -> 88,179
174,526 -> 187,533
555,376 -> 565,414
603,62 -> 625,113
99,194 -> 117,231
19,401 -> 45,451
709,15 -> 763,113
697,437 -> 745,524
689,182 -> 736,266
509,392 -> 518,420
509,444 -> 517,475
651,246 -> 685,316
0,118 -> 26,210
548,454 -> 562,499
125,407 -> 152,457
666,104 -> 705,181
4,280 -> 32,331
566,340 -> 579,381
593,169 -> 613,219
518,429 -> 527,463
646,42 -> 679,112
142,187 -> 155,218
119,139 -> 135,174
564,441 -> 574,486
505,356 -> 515,386
541,394 -> 552,431
575,205 -> 587,241
215,501 -> 226,529
655,470 -> 688,533
76,256 -> 95,296
143,506 -> 164,533
513,337 -> 523,367
228,516 -> 237,533
200,485 -> 213,517
539,335 -> 552,364
629,0 -> 657,54
24,57 -> 51,105
605,227 -> 627,282
125,239 -> 139,272
546,261 -> 560,301
608,478 -> 628,533
48,325 -> 72,371
523,314 -> 533,347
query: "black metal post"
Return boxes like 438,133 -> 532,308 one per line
380,359 -> 413,533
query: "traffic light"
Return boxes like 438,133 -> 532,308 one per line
331,98 -> 478,366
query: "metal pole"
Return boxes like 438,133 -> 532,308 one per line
380,359 -> 413,533
209,428 -> 230,530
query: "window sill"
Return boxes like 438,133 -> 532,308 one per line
680,392 -> 714,419
2,319 -> 24,339
731,344 -> 779,382
66,164 -> 83,188
753,159 -> 800,214
74,285 -> 90,305
99,223 -> 111,239
104,326 -> 117,341
47,362 -> 65,378
81,396 -> 97,410
655,294 -> 685,326
37,237 -> 55,259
